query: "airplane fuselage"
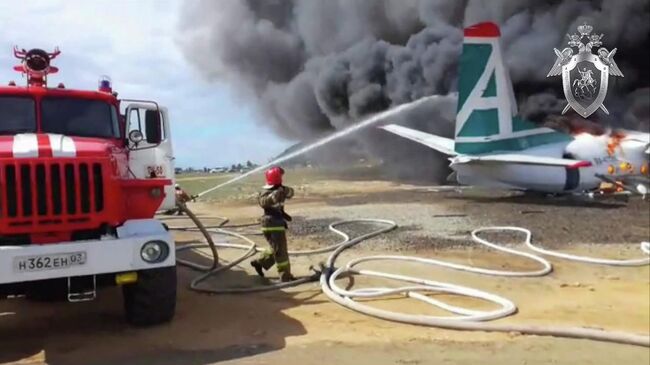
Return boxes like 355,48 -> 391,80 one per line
451,133 -> 649,193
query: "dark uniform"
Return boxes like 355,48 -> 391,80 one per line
251,185 -> 295,281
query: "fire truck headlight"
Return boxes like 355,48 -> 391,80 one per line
140,241 -> 169,263
129,130 -> 144,144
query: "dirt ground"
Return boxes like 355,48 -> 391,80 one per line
1,171 -> 649,365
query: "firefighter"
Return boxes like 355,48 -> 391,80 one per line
172,184 -> 196,215
251,166 -> 296,282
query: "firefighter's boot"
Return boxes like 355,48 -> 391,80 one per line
278,261 -> 295,282
280,271 -> 296,282
250,260 -> 265,278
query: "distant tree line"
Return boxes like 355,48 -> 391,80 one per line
175,160 -> 258,174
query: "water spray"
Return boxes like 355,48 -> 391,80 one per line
196,95 -> 446,197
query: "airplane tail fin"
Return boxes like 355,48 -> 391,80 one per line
454,22 -> 570,155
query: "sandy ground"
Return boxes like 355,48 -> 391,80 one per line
1,174 -> 649,365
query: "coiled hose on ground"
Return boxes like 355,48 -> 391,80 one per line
167,203 -> 650,347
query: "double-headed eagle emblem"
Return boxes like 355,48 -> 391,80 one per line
547,22 -> 623,118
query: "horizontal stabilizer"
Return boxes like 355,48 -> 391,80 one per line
380,124 -> 456,156
452,154 -> 592,169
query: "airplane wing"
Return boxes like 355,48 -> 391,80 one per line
452,154 -> 592,168
380,124 -> 456,156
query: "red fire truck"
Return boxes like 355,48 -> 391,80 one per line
0,48 -> 178,326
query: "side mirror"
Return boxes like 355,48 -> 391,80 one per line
145,110 -> 162,144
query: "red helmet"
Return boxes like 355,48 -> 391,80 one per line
265,166 -> 284,187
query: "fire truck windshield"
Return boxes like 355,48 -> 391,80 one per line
0,96 -> 36,134
41,98 -> 120,138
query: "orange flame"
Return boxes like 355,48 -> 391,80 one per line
606,130 -> 626,156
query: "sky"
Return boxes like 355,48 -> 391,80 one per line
0,0 -> 294,168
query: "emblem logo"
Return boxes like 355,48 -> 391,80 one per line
547,22 -> 623,118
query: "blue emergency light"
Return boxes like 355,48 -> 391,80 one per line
98,75 -> 112,92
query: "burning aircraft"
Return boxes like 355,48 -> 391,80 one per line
382,22 -> 649,198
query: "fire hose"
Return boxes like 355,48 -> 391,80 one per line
169,202 -> 650,347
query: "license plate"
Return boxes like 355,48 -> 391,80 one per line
13,252 -> 87,273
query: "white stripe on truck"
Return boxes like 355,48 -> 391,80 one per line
48,134 -> 77,157
12,133 -> 39,158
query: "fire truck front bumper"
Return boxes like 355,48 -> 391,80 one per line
0,219 -> 175,285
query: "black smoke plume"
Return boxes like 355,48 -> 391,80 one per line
178,0 -> 650,181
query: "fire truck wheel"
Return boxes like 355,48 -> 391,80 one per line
123,266 -> 177,326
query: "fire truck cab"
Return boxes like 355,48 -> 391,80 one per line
0,48 -> 177,326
